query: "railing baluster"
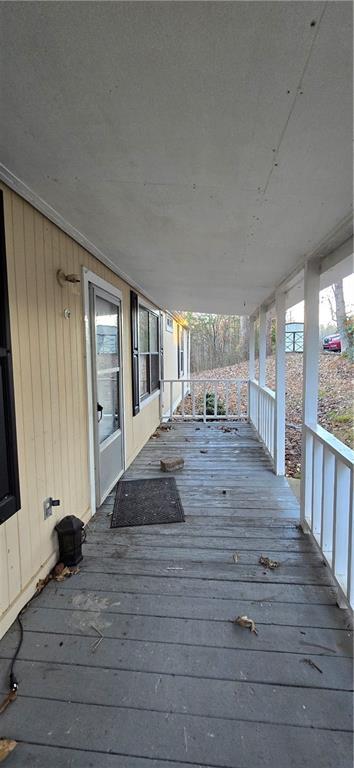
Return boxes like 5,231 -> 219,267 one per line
192,381 -> 195,418
214,382 -> 217,417
226,381 -> 229,418
237,381 -> 240,419
267,398 -> 270,451
333,460 -> 351,591
182,381 -> 185,419
312,438 -> 323,538
302,427 -> 314,526
347,471 -> 354,606
321,446 -> 335,558
203,383 -> 206,423
170,381 -> 173,422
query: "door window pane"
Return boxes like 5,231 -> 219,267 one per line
139,307 -> 149,352
149,313 -> 158,353
97,371 -> 119,443
95,296 -> 119,371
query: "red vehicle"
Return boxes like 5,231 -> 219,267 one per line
323,333 -> 341,352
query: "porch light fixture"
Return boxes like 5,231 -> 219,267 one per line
56,269 -> 81,287
55,515 -> 85,566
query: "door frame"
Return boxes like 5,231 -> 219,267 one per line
82,268 -> 125,516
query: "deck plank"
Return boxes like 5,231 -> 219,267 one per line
0,421 -> 352,768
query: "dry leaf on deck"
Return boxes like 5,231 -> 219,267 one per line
53,566 -> 72,582
0,690 -> 17,715
232,553 -> 239,563
0,739 -> 17,763
232,615 -> 258,635
35,574 -> 52,595
259,555 -> 279,570
53,565 -> 80,582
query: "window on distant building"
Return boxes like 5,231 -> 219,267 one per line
166,314 -> 173,332
178,326 -> 185,377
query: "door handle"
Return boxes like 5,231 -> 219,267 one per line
97,402 -> 103,422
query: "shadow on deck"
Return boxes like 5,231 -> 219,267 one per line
0,422 -> 352,767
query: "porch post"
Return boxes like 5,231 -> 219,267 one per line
300,257 -> 320,524
249,316 -> 255,380
259,307 -> 267,387
274,291 -> 286,475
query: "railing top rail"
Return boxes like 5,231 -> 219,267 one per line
249,379 -> 275,400
305,422 -> 354,468
161,378 -> 249,384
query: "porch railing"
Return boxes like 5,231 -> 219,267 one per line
249,379 -> 275,460
160,378 -> 249,422
302,423 -> 354,608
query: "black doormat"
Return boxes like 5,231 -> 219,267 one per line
110,477 -> 185,529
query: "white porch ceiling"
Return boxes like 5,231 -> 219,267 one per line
0,1 -> 352,314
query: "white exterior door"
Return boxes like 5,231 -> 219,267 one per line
89,285 -> 124,505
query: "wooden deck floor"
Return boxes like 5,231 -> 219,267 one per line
0,422 -> 352,767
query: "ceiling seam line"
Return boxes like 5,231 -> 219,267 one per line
263,1 -> 328,195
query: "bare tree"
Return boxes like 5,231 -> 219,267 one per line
331,281 -> 350,353
239,316 -> 249,361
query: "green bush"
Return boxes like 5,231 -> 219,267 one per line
205,391 -> 226,416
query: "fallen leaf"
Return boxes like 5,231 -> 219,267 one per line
53,565 -> 80,582
232,553 -> 239,563
259,555 -> 279,570
232,615 -> 258,635
0,690 -> 17,715
35,574 -> 52,595
53,566 -> 72,582
0,739 -> 17,763
200,449 -> 208,454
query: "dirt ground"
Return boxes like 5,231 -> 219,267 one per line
185,353 -> 353,477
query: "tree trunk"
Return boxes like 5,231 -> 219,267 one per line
239,316 -> 249,361
332,281 -> 349,352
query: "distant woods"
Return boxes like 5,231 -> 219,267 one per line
182,277 -> 353,375
182,313 -> 249,373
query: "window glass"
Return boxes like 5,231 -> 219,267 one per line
139,354 -> 149,397
139,307 -> 149,352
138,305 -> 160,399
149,313 -> 158,353
179,328 -> 185,374
150,354 -> 159,392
